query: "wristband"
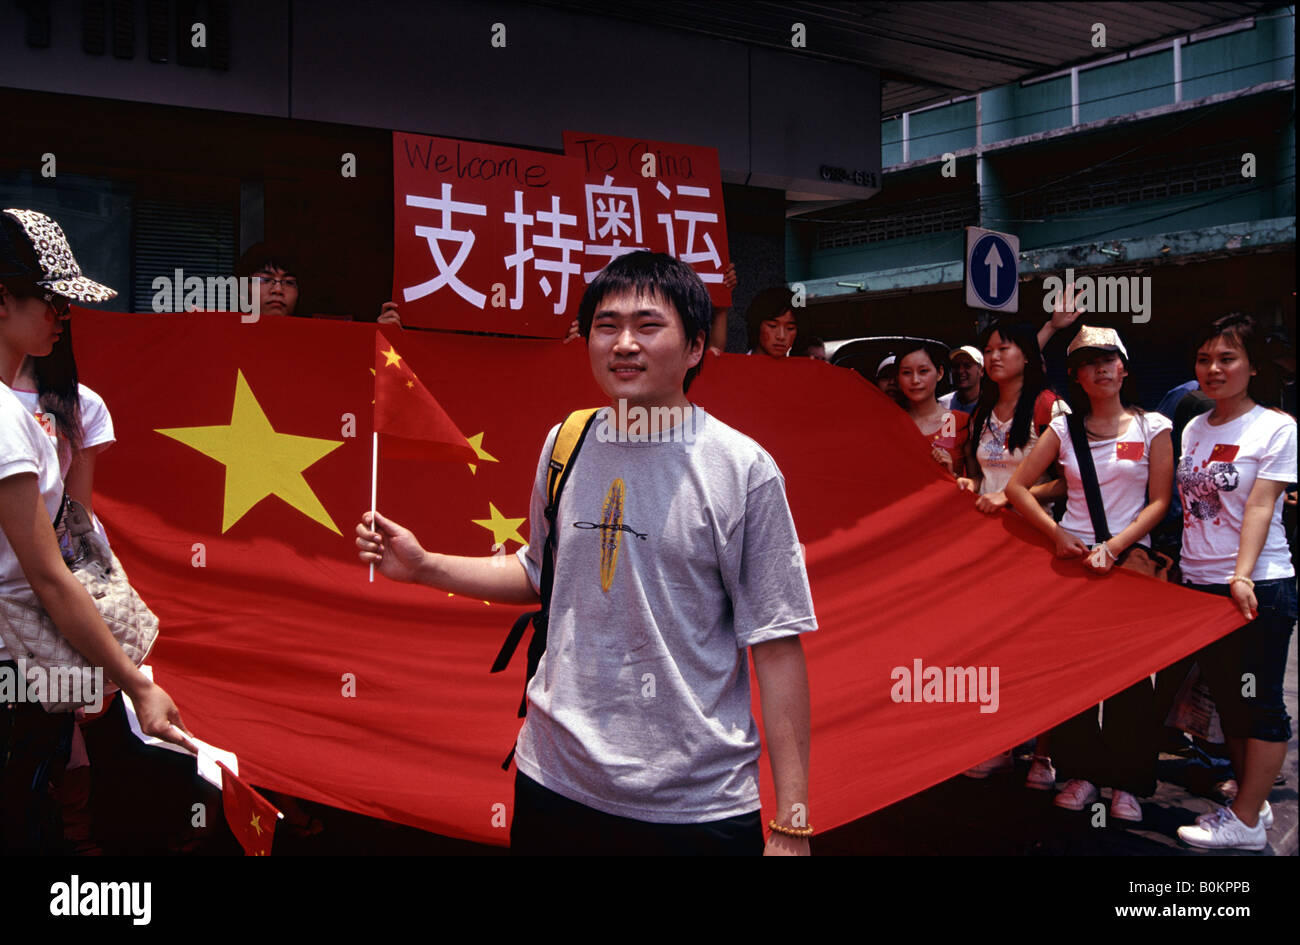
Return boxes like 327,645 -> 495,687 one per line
768,820 -> 814,839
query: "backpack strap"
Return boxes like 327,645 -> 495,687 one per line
1065,412 -> 1112,544
491,407 -> 601,770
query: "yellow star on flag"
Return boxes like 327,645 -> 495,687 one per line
381,345 -> 403,368
472,502 -> 526,547
250,813 -> 263,836
157,370 -> 345,534
466,432 -> 499,475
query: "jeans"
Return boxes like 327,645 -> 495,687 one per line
1183,578 -> 1298,742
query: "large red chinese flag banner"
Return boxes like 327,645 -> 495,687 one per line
75,310 -> 1242,846
392,132 -> 586,337
562,131 -> 732,308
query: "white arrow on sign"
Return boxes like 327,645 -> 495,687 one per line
984,243 -> 1002,299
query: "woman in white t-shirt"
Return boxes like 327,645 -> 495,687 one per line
956,320 -> 1066,513
956,320 -> 1065,784
9,328 -> 115,545
1008,326 -> 1173,823
0,208 -> 189,852
1173,314 -> 1297,852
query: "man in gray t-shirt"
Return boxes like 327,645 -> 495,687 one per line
357,251 -> 816,855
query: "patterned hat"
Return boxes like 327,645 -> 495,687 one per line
1066,324 -> 1128,360
0,209 -> 117,302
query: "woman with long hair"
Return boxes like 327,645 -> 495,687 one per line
956,320 -> 1065,785
0,209 -> 189,852
895,341 -> 968,477
956,320 -> 1065,514
1006,327 -> 1172,821
1173,314 -> 1296,851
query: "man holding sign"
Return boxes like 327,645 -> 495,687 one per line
356,251 -> 815,855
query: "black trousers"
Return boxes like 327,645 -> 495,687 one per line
510,771 -> 764,856
0,662 -> 74,854
1050,676 -> 1158,796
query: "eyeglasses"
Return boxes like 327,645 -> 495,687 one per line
41,290 -> 71,318
255,275 -> 298,289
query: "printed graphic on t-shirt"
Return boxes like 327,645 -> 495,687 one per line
984,417 -> 1008,460
33,409 -> 56,439
571,477 -> 648,592
1178,450 -> 1239,522
1208,443 -> 1240,463
1115,441 -> 1144,461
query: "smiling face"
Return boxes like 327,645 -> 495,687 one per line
898,349 -> 942,405
983,331 -> 1026,384
586,288 -> 704,413
757,311 -> 797,358
1196,335 -> 1256,401
254,266 -> 299,317
950,356 -> 982,395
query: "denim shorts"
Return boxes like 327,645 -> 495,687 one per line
1183,578 -> 1298,742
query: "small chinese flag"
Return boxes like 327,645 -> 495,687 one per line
218,761 -> 281,856
1115,442 -> 1144,461
1209,444 -> 1239,463
374,331 -> 478,462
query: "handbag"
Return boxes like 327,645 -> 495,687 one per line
1065,412 -> 1171,581
0,495 -> 159,713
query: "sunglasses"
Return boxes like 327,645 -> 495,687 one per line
41,290 -> 71,318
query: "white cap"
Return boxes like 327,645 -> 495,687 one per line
951,345 -> 984,368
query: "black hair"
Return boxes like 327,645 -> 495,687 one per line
33,324 -> 84,452
0,277 -> 83,451
1193,313 -> 1279,406
577,251 -> 711,393
235,243 -> 300,280
798,335 -> 825,354
968,320 -> 1052,470
745,286 -> 799,351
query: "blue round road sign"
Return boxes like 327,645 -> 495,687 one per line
969,234 -> 1017,309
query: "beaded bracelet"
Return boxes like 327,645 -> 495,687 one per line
1228,575 -> 1255,589
768,820 -> 814,839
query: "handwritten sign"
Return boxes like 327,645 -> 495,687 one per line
392,132 -> 586,336
563,131 -> 732,308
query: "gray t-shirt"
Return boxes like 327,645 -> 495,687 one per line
513,405 -> 817,823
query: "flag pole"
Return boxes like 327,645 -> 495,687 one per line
369,431 -> 378,583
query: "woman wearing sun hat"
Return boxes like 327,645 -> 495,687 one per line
0,208 -> 191,851
1006,325 -> 1172,823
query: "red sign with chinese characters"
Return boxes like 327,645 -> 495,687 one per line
562,131 -> 732,308
392,132 -> 587,337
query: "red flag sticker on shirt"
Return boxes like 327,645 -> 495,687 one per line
1115,442 -> 1144,461
1209,444 -> 1239,463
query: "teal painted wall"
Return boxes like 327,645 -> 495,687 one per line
982,77 -> 1071,143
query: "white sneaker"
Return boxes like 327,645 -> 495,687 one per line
1110,789 -> 1143,822
1178,806 -> 1267,851
1196,800 -> 1273,830
963,751 -> 1014,779
1053,779 -> 1099,810
1025,755 -> 1056,791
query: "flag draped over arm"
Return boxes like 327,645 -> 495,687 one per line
74,310 -> 1245,845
